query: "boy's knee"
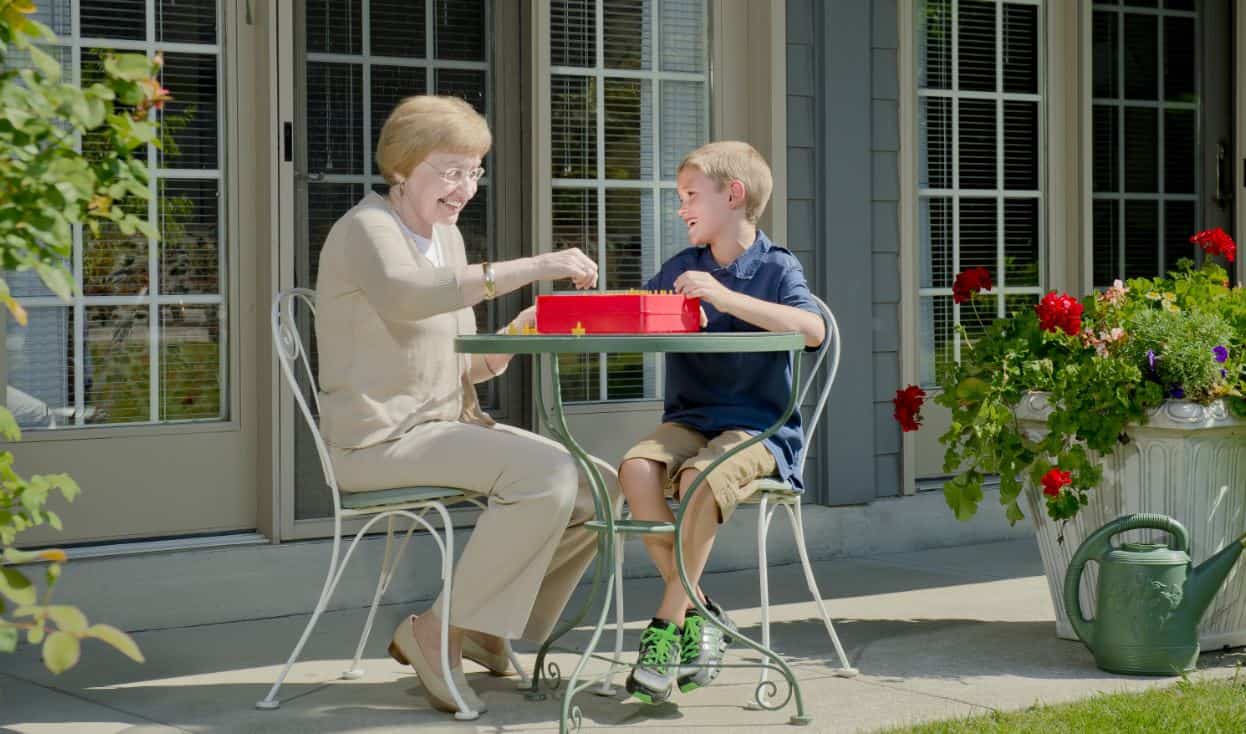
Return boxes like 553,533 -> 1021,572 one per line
619,457 -> 663,497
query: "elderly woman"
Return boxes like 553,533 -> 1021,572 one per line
315,95 -> 617,715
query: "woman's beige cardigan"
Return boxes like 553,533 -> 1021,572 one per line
315,192 -> 494,452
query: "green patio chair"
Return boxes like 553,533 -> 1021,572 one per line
598,295 -> 858,707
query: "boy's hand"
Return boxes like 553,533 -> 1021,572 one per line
674,271 -> 732,311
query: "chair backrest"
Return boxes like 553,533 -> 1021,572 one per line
796,296 -> 841,478
271,287 -> 342,499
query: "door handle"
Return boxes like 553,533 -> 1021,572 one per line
1214,141 -> 1233,209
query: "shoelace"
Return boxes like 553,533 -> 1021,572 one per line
681,614 -> 703,662
639,625 -> 679,667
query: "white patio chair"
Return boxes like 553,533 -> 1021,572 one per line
256,288 -> 524,719
598,295 -> 858,705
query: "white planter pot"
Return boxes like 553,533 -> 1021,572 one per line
1016,392 -> 1246,649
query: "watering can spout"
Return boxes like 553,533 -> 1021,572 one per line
1185,533 -> 1246,622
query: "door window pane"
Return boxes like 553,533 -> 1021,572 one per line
5,1 -> 227,430
1091,3 -> 1200,285
916,0 -> 1043,388
294,0 -> 495,520
548,0 -> 708,403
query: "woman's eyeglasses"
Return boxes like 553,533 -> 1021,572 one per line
422,160 -> 486,185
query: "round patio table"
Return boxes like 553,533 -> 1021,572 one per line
455,331 -> 812,733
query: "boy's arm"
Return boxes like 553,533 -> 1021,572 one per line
674,270 -> 825,348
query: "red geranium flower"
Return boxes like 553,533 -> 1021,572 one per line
1041,467 -> 1072,497
1035,292 -> 1083,336
952,267 -> 993,304
1190,228 -> 1236,263
892,385 -> 927,432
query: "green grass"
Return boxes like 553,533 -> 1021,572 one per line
878,675 -> 1246,734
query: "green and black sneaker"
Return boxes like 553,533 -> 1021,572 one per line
677,598 -> 736,693
625,618 -> 683,704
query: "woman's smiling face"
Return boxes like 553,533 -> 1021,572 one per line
395,150 -> 483,235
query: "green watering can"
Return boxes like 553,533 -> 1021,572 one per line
1065,513 -> 1246,675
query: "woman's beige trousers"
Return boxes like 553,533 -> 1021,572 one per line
332,421 -> 620,642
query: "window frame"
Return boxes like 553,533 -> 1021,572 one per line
541,0 -> 711,406
912,0 -> 1047,387
3,0 -> 240,442
1084,0 -> 1203,288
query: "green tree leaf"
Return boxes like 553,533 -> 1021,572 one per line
46,605 -> 87,634
0,567 -> 36,606
0,625 -> 17,653
27,45 -> 60,82
42,631 -> 80,674
85,624 -> 144,663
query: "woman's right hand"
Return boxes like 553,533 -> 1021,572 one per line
537,247 -> 598,290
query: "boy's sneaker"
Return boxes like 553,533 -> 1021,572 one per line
625,619 -> 683,704
677,598 -> 737,693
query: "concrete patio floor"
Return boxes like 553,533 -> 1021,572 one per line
1,538 -> 1242,733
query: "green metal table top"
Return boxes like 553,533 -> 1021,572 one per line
455,331 -> 805,354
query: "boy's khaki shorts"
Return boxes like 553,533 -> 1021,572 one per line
621,422 -> 777,523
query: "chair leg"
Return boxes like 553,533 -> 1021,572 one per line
594,535 -> 627,696
508,643 -> 530,688
746,495 -> 777,711
788,502 -> 857,677
344,515 -> 398,678
256,535 -> 349,709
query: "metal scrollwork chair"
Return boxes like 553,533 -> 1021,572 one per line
256,287 -> 523,720
598,295 -> 857,708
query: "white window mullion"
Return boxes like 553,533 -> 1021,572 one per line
995,0 -> 1005,319
71,0 -> 85,426
595,0 -> 607,401
146,0 -> 159,423
950,0 -> 961,364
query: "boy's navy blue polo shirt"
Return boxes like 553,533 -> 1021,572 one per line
644,230 -> 818,490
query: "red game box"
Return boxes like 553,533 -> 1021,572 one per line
535,292 -> 701,334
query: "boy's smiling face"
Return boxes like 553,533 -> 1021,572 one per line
676,166 -> 741,246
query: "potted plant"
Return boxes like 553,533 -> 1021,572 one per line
894,229 -> 1246,648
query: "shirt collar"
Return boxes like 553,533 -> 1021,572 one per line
699,230 -> 771,279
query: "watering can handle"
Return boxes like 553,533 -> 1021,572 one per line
1063,513 -> 1190,645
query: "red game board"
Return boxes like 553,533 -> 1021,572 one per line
535,292 -> 701,334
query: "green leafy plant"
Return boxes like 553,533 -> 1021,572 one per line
0,0 -> 170,672
893,235 -> 1244,527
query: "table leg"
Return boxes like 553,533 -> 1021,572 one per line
524,354 -> 621,713
671,349 -> 811,725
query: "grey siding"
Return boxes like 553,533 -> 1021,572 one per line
787,0 -> 903,504
871,0 -> 902,498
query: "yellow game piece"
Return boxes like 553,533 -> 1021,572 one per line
507,323 -> 519,335
523,325 -> 538,335
571,322 -> 586,336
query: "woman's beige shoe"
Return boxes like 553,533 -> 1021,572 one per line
388,616 -> 486,714
461,631 -> 512,676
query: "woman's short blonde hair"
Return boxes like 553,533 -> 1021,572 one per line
678,141 -> 773,223
376,95 -> 492,185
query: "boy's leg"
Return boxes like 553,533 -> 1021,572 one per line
620,424 -> 707,703
654,467 -> 720,625
665,431 -> 777,693
618,456 -> 677,582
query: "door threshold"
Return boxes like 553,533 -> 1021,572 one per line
62,532 -> 271,561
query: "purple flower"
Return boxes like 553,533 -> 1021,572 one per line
1146,350 -> 1158,374
1214,345 -> 1229,363
1168,384 -> 1185,399
1222,369 -> 1229,379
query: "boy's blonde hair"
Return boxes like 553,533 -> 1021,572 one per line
678,141 -> 773,223
376,95 -> 492,185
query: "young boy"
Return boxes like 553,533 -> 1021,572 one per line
621,141 -> 825,703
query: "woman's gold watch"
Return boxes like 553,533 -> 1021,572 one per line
482,260 -> 496,300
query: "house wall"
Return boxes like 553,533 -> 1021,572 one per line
787,0 -> 903,505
